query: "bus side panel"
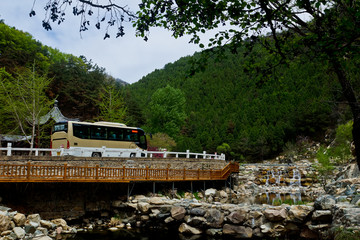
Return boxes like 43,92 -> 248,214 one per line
51,132 -> 68,149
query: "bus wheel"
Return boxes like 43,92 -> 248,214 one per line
130,153 -> 136,158
92,152 -> 102,157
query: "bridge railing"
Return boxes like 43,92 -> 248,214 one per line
0,143 -> 225,160
0,161 -> 239,183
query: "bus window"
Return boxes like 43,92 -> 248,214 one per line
125,129 -> 139,142
73,123 -> 90,139
108,128 -> 124,141
91,126 -> 107,140
53,123 -> 68,133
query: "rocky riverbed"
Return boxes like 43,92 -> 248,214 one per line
0,208 -> 76,240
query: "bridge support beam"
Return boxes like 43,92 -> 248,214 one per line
172,182 -> 175,199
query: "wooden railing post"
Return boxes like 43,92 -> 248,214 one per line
123,166 -> 125,180
27,161 -> 31,180
146,166 -> 149,180
166,165 -> 169,180
210,169 -> 212,180
64,163 -> 67,180
96,165 -> 99,180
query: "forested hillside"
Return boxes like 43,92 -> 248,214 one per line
0,22 -> 124,147
0,21 -> 356,160
127,45 -> 354,160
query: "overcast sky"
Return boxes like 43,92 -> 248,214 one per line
0,1 -> 202,84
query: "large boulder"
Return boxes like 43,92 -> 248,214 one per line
190,208 -> 206,216
137,202 -> 150,213
24,222 -> 38,234
225,209 -> 247,224
287,205 -> 314,223
186,216 -> 206,227
264,208 -> 287,222
204,189 -> 217,197
314,195 -> 336,210
223,224 -> 252,238
178,223 -> 202,235
149,197 -> 165,205
333,207 -> 360,226
171,206 -> 187,220
205,209 -> 224,228
51,218 -> 69,230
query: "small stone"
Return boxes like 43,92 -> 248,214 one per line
178,223 -> 202,235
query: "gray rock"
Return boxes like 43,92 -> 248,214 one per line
186,216 -> 206,227
149,197 -> 164,205
190,208 -> 206,216
223,224 -> 252,238
263,208 -> 287,222
205,209 -> 224,228
171,206 -> 186,220
225,209 -> 247,224
344,185 -> 356,195
287,205 -> 314,223
0,206 -> 11,212
351,194 -> 360,205
24,222 -> 37,234
204,189 -> 217,197
314,195 -> 336,210
137,202 -> 150,213
13,227 -> 26,239
156,213 -> 170,220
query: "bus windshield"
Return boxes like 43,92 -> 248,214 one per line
53,123 -> 68,133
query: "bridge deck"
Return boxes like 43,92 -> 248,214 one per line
0,161 -> 239,183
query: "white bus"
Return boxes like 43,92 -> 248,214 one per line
51,121 -> 147,157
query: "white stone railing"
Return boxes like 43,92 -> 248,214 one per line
0,143 -> 225,160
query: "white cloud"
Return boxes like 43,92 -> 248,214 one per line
0,1 -> 200,84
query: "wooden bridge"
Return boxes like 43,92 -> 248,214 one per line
0,161 -> 239,183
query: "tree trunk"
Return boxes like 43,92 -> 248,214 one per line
331,58 -> 360,171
